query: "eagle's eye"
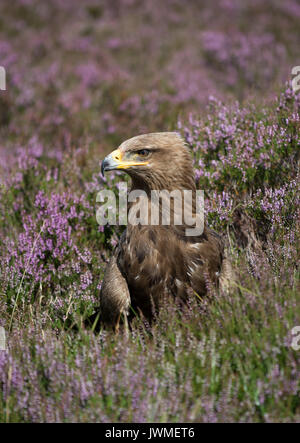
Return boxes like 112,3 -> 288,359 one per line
136,149 -> 150,158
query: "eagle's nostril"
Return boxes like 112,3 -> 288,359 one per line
112,149 -> 122,162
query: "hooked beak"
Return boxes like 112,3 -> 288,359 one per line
101,152 -> 120,176
101,148 -> 148,176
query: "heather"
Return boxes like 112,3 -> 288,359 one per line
0,0 -> 299,423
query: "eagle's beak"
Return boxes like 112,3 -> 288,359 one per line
101,148 -> 148,176
101,150 -> 121,175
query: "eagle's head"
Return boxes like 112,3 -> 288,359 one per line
101,132 -> 195,192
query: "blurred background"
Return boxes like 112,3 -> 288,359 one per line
0,0 -> 299,164
0,1 -> 299,423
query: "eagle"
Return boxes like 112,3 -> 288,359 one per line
100,132 -> 226,332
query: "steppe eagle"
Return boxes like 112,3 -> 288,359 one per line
100,132 -> 225,331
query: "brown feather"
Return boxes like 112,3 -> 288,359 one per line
100,132 -> 225,327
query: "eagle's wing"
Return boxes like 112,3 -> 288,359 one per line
100,253 -> 131,332
184,228 -> 224,295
